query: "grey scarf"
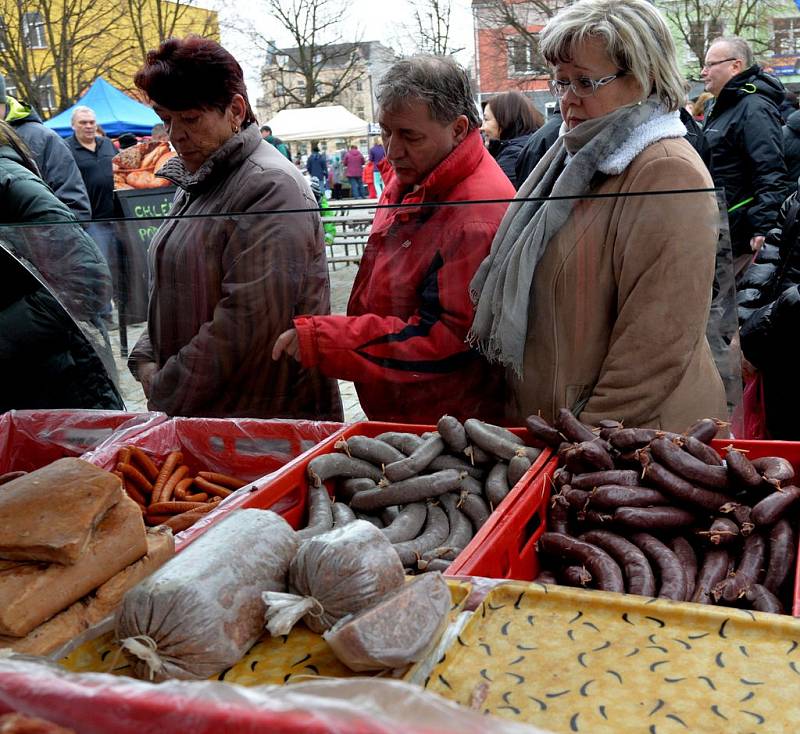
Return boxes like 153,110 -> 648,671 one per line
468,97 -> 663,376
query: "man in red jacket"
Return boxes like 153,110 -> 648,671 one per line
272,56 -> 515,422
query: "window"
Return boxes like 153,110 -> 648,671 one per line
774,17 -> 800,56
506,35 -> 546,76
0,15 -> 7,51
688,19 -> 724,62
35,72 -> 56,111
3,75 -> 18,99
22,11 -> 47,49
356,80 -> 363,91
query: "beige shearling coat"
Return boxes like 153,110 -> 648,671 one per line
509,137 -> 728,431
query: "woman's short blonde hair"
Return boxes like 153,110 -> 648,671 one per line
539,0 -> 686,112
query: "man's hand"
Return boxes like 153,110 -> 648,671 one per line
272,329 -> 300,361
137,362 -> 158,398
750,235 -> 765,253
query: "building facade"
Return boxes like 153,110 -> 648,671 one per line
0,0 -> 218,116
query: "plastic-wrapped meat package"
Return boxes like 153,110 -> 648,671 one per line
323,572 -> 451,671
116,509 -> 297,681
263,520 -> 404,635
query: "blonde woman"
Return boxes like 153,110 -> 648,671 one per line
469,0 -> 728,431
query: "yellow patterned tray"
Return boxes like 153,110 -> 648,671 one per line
60,580 -> 471,684
424,582 -> 800,733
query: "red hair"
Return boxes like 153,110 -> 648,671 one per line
134,36 -> 256,125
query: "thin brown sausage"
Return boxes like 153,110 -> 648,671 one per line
114,471 -> 147,506
193,476 -> 233,499
161,503 -> 217,533
160,464 -> 190,503
148,500 -> 209,514
116,462 -> 153,495
151,450 -> 183,505
183,492 -> 209,503
173,477 -> 194,501
195,472 -> 247,490
128,446 -> 159,482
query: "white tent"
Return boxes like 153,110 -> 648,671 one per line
265,105 -> 370,142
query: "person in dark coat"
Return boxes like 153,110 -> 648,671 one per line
701,37 -> 789,274
0,121 -> 122,411
783,109 -> 800,195
480,91 -> 543,189
514,109 -> 562,187
739,190 -> 800,438
306,144 -> 328,185
1,74 -> 91,220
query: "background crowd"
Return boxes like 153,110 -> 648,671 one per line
1,0 -> 798,442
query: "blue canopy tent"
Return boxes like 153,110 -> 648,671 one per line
44,78 -> 160,138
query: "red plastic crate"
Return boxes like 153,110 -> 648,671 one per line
0,409 -> 165,474
455,437 -> 800,614
447,455 -> 558,579
175,421 -> 553,556
85,416 -> 344,547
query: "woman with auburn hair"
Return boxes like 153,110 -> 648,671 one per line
481,91 -> 544,188
469,0 -> 728,432
128,36 -> 342,419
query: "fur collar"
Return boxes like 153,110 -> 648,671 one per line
598,109 -> 687,175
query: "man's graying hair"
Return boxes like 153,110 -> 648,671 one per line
377,56 -> 481,129
709,36 -> 754,67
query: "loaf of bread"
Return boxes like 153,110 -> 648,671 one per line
0,527 -> 174,655
323,572 -> 451,671
116,509 -> 297,681
0,496 -> 147,637
0,458 -> 123,565
0,713 -> 76,733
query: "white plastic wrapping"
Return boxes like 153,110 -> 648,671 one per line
263,520 -> 404,635
0,656 -> 548,734
116,509 -> 297,681
323,572 -> 452,672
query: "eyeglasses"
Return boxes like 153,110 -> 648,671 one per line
702,57 -> 737,70
548,72 -> 626,99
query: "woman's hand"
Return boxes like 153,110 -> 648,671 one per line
272,329 -> 300,361
138,362 -> 159,397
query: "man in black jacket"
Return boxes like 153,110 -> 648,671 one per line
702,37 -> 789,275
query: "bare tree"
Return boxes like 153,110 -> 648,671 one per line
407,0 -> 463,56
0,0 -> 130,112
124,0 -> 219,62
659,0 -> 784,80
251,0 -> 365,112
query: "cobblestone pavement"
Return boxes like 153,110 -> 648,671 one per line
109,262 -> 365,421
